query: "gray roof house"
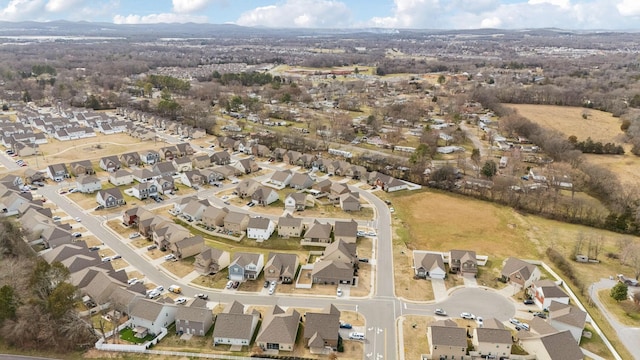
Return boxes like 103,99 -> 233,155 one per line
96,188 -> 125,208
413,252 -> 446,280
449,249 -> 477,275
302,220 -> 333,247
129,299 -> 178,337
427,320 -> 467,360
212,300 -> 260,348
303,304 -> 340,353
333,219 -> 358,244
228,252 -> 264,282
264,252 -> 299,284
194,247 -> 230,275
519,330 -> 584,360
175,299 -> 214,336
256,306 -> 301,352
501,257 -> 541,289
277,214 -> 304,238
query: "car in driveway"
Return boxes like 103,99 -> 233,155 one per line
337,288 -> 343,297
460,312 -> 476,320
89,246 -> 100,251
339,321 -> 353,329
71,232 -> 82,238
147,244 -> 157,251
232,281 -> 240,289
523,298 -> 535,305
516,323 -> 530,331
52,216 -> 61,221
174,297 -> 188,305
129,232 -> 141,239
195,294 -> 209,300
226,280 -> 234,289
74,217 -> 82,222
263,280 -> 270,288
164,254 -> 176,261
268,286 -> 276,295
434,308 -> 447,316
509,318 -> 521,326
476,316 -> 484,327
127,278 -> 139,285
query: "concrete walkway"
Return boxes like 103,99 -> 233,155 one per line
431,279 -> 448,302
463,275 -> 478,288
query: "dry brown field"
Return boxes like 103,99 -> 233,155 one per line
506,104 -> 625,143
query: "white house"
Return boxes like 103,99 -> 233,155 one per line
75,175 -> 102,194
109,169 -> 134,186
129,299 -> 177,337
246,217 -> 275,242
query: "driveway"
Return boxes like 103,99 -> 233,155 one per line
591,279 -> 640,360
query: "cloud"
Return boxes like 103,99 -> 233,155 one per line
480,16 -> 502,28
0,0 -> 46,21
236,0 -> 351,28
528,0 -> 571,9
45,0 -> 84,12
368,0 -> 445,28
113,13 -> 208,24
617,0 -> 640,16
172,0 -> 212,14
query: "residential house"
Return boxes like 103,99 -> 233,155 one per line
210,150 -> 231,165
120,152 -> 141,167
224,211 -> 250,235
272,147 -> 287,161
24,169 -> 46,184
159,146 -> 178,160
427,320 -> 468,360
289,173 -> 314,190
75,175 -> 102,194
339,192 -> 361,211
228,252 -> 264,282
156,175 -> 175,194
175,142 -> 194,157
413,251 -> 446,280
109,169 -> 133,186
46,163 -> 70,181
131,168 -> 158,183
251,144 -> 271,158
322,240 -> 357,266
129,299 -> 177,337
333,219 -> 358,244
175,299 -> 213,336
449,249 -> 478,276
283,150 -> 301,165
529,280 -> 570,310
201,206 -> 229,228
153,161 -> 177,177
181,199 -> 210,222
192,154 -> 211,169
130,182 -> 158,200
172,196 -> 199,215
179,170 -> 206,188
472,320 -> 512,358
173,156 -> 193,172
247,217 -> 276,242
548,301 -> 587,342
152,221 -> 190,250
269,170 -> 293,187
140,150 -> 160,165
99,155 -> 121,172
311,260 -> 354,285
69,160 -> 95,176
236,179 -> 260,198
312,179 -> 332,194
302,220 -> 332,247
328,182 -> 350,202
284,192 -> 310,211
296,153 -> 317,168
501,257 -> 541,289
277,214 -> 304,238
234,158 -> 259,174
251,186 -> 279,206
384,177 -> 408,192
519,330 -> 584,360
212,301 -> 260,347
303,304 -> 340,353
171,235 -> 204,259
194,247 -> 230,275
256,306 -> 301,352
200,168 -> 225,184
264,252 -> 299,284
96,188 -> 125,208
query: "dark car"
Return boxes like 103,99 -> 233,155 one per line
534,312 -> 547,319
147,244 -> 158,251
195,294 -> 209,300
523,299 -> 535,305
264,280 -> 270,288
339,322 -> 353,329
232,281 -> 240,289
89,246 -> 100,251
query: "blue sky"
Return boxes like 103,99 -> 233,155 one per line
0,0 -> 638,29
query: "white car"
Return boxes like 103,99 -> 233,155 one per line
460,312 -> 475,320
129,232 -> 141,239
268,286 -> 276,295
75,217 -> 82,222
476,316 -> 484,327
337,288 -> 343,297
127,278 -> 138,285
155,286 -> 164,293
226,280 -> 234,289
174,297 -> 188,305
164,254 -> 176,261
509,318 -> 521,326
389,207 -> 395,213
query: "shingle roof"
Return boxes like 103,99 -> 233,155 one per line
305,220 -> 332,239
501,257 -> 537,279
549,301 -> 587,328
476,328 -> 511,344
538,330 -> 584,360
278,213 -> 303,227
256,306 -> 301,344
333,219 -> 357,237
430,325 -> 467,347
248,217 -> 271,230
304,304 -> 340,344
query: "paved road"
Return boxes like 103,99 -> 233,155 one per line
591,279 -> 640,360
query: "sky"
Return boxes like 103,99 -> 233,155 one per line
0,0 -> 639,30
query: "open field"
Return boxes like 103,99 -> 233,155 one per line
583,153 -> 640,187
507,104 -> 625,144
402,315 -> 432,360
389,188 -> 636,360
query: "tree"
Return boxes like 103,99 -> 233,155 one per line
437,74 -> 446,85
0,285 -> 17,324
409,144 -> 430,165
610,282 -> 628,302
481,160 -> 498,179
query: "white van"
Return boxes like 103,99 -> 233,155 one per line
349,332 -> 365,340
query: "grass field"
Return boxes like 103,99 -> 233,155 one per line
583,153 -> 640,187
388,188 -> 637,360
597,289 -> 640,326
507,104 -> 625,144
402,315 -> 432,360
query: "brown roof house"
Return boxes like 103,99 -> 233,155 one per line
333,219 -> 358,244
449,249 -> 477,276
224,211 -> 250,235
99,155 -> 121,172
289,173 -> 314,190
519,330 -> 584,360
413,251 -> 446,280
194,247 -> 230,275
202,206 -> 229,228
213,300 -> 260,348
284,192 -> 311,211
175,298 -> 213,336
501,257 -> 541,289
547,301 -> 587,342
251,186 -> 279,206
256,306 -> 301,352
96,188 -> 125,208
339,192 -> 361,211
301,220 -> 332,247
228,252 -> 264,282
70,160 -> 95,176
303,304 -> 340,354
264,252 -> 299,284
277,214 -> 304,238
236,178 -> 260,198
247,217 -> 275,242
529,280 -> 569,310
427,320 -> 468,360
170,235 -> 204,259
472,319 -> 512,358
269,170 -> 293,188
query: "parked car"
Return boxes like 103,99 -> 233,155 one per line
101,256 -> 112,262
523,298 -> 535,305
232,281 -> 240,289
263,280 -> 270,288
516,323 -> 530,331
476,316 -> 484,327
534,312 -> 547,319
147,244 -> 157,251
268,286 -> 275,295
112,254 -> 122,260
127,278 -> 139,285
71,232 -> 82,238
195,294 -> 209,300
226,280 -> 234,289
460,312 -> 476,320
358,258 -> 369,263
509,318 -> 521,326
337,288 -> 343,297
129,232 -> 141,239
154,286 -> 164,293
434,309 -> 447,316
174,297 -> 187,305
339,321 -> 353,329
89,246 -> 100,251
349,332 -> 365,340
52,216 -> 61,221
164,254 -> 176,261
74,217 -> 82,222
